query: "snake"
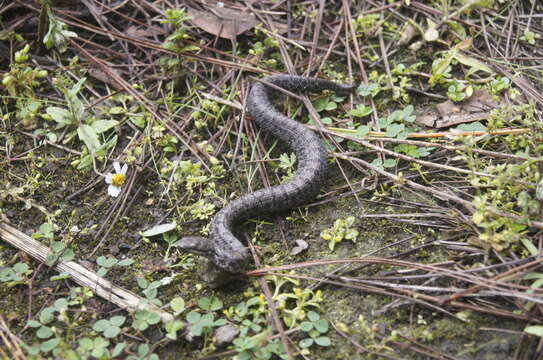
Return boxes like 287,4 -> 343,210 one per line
178,75 -> 357,287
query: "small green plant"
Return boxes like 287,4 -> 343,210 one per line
132,310 -> 162,331
232,332 -> 286,360
299,311 -> 331,350
2,44 -> 48,97
490,77 -> 511,94
353,13 -> 380,36
320,216 -> 359,250
93,315 -> 126,338
520,28 -> 540,45
25,297 -> 79,355
0,262 -> 32,285
190,199 -> 216,220
447,81 -> 470,101
96,255 -> 134,277
33,223 -> 75,266
77,337 -> 125,359
277,153 -> 296,183
126,343 -> 159,360
45,77 -> 120,170
313,93 -> 346,112
43,9 -> 78,52
161,8 -> 194,54
349,104 -> 373,118
136,277 -> 164,306
185,296 -> 226,337
186,311 -> 227,337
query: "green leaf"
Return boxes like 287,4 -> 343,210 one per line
110,316 -> 126,327
111,343 -> 126,357
137,277 -> 149,289
146,312 -> 161,325
27,320 -> 41,328
525,325 -> 543,337
299,338 -> 314,348
54,298 -> 69,312
91,120 -> 119,134
209,297 -> 223,311
170,297 -> 186,315
103,326 -> 121,338
454,52 -> 493,75
96,268 -> 108,277
349,104 -> 373,118
13,263 -> 29,274
385,123 -> 405,138
307,311 -> 320,321
357,83 -> 378,97
130,114 -> 147,128
117,259 -> 134,267
315,336 -> 331,346
46,107 -> 73,126
300,321 -> 313,332
383,159 -> 397,168
77,125 -> 101,154
78,337 -> 93,350
191,323 -> 204,336
141,222 -> 177,237
37,326 -> 54,339
97,257 -> 118,268
325,101 -> 337,111
186,311 -> 201,324
521,238 -> 539,257
198,297 -> 211,310
93,319 -> 110,332
454,121 -> 486,132
356,125 -> 370,138
40,338 -> 60,353
321,117 -> 333,125
132,319 -> 149,331
165,320 -> 185,340
51,241 -> 66,252
61,248 -> 74,262
314,319 -> 329,333
40,308 -> 56,324
109,106 -> 126,115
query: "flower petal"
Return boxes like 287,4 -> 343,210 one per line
108,185 -> 121,197
113,161 -> 121,174
120,164 -> 128,175
105,173 -> 113,184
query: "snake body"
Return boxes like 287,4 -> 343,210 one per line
179,75 -> 356,283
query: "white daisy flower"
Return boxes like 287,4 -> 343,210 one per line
104,161 -> 128,197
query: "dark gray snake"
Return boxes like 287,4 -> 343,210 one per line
179,75 -> 356,286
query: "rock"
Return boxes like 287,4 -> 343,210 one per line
214,324 -> 240,346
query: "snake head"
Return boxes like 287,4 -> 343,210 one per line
176,236 -> 214,257
177,235 -> 248,274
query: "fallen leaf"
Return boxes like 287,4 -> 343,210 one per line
417,89 -> 504,128
291,239 -> 309,256
188,4 -> 257,40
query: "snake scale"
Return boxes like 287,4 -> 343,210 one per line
179,75 -> 357,286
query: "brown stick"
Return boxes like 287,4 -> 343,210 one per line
0,222 -> 174,323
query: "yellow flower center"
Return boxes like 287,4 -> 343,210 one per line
112,173 -> 126,187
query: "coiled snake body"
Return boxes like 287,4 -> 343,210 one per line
179,75 -> 356,286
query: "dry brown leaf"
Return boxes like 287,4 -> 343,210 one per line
188,4 -> 257,40
416,89 -> 503,128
